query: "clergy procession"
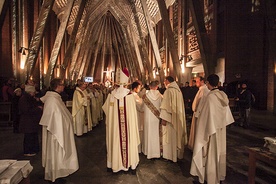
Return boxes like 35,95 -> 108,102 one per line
53,67 -> 235,183
101,70 -> 235,184
0,67 -> 236,183
1,0 -> 276,183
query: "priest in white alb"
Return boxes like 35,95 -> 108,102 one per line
188,76 -> 209,150
190,74 -> 234,184
72,81 -> 91,136
102,68 -> 140,174
159,76 -> 187,162
39,78 -> 79,182
131,81 -> 144,153
87,83 -> 99,127
142,80 -> 163,159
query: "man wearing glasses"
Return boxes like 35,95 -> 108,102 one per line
39,78 -> 79,182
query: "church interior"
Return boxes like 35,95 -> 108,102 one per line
0,0 -> 276,183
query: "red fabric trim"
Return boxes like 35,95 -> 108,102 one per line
117,98 -> 128,168
124,98 -> 128,167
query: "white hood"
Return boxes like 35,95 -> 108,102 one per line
147,90 -> 162,101
213,89 -> 229,107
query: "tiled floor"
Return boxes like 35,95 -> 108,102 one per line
0,109 -> 275,184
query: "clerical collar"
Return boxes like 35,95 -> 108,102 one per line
211,88 -> 219,91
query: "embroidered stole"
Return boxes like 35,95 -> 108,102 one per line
117,97 -> 128,168
77,90 -> 88,125
142,94 -> 163,152
142,94 -> 160,118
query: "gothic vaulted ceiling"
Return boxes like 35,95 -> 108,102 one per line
53,0 -> 175,38
50,0 -> 175,82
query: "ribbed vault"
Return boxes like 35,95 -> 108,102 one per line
48,0 -> 176,84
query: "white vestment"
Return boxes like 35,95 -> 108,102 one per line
98,90 -> 104,121
39,91 -> 79,182
159,81 -> 187,162
190,89 -> 234,184
188,85 -> 209,150
94,90 -> 101,122
72,87 -> 89,136
142,90 -> 163,159
84,89 -> 93,131
88,89 -> 99,127
102,87 -> 140,172
88,89 -> 99,126
132,91 -> 144,153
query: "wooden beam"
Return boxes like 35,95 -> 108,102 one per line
82,27 -> 99,78
108,15 -> 115,78
11,0 -> 18,79
0,0 -> 10,29
181,0 -> 192,82
69,39 -> 81,80
24,0 -> 55,81
75,20 -> 101,81
157,0 -> 181,80
44,0 -> 74,87
60,0 -> 86,79
0,0 -> 5,15
69,0 -> 109,81
113,21 -> 131,74
110,18 -> 122,73
90,17 -> 108,79
79,26 -> 96,78
72,25 -> 91,81
81,14 -> 108,78
188,0 -> 215,76
141,0 -> 165,82
129,0 -> 154,81
263,0 -> 276,113
100,16 -> 109,83
124,25 -> 143,80
122,24 -> 140,80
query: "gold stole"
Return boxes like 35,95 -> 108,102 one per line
117,97 -> 128,168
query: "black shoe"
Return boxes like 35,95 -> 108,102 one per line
192,181 -> 201,184
131,169 -> 136,175
107,168 -> 112,172
162,157 -> 170,162
54,178 -> 66,184
150,157 -> 160,161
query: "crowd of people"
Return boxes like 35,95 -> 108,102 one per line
71,80 -> 106,136
0,77 -> 108,182
0,72 -> 256,183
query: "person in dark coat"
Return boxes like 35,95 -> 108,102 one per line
12,88 -> 22,133
18,85 -> 43,156
235,82 -> 253,128
1,78 -> 14,102
181,82 -> 191,115
189,80 -> 199,106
